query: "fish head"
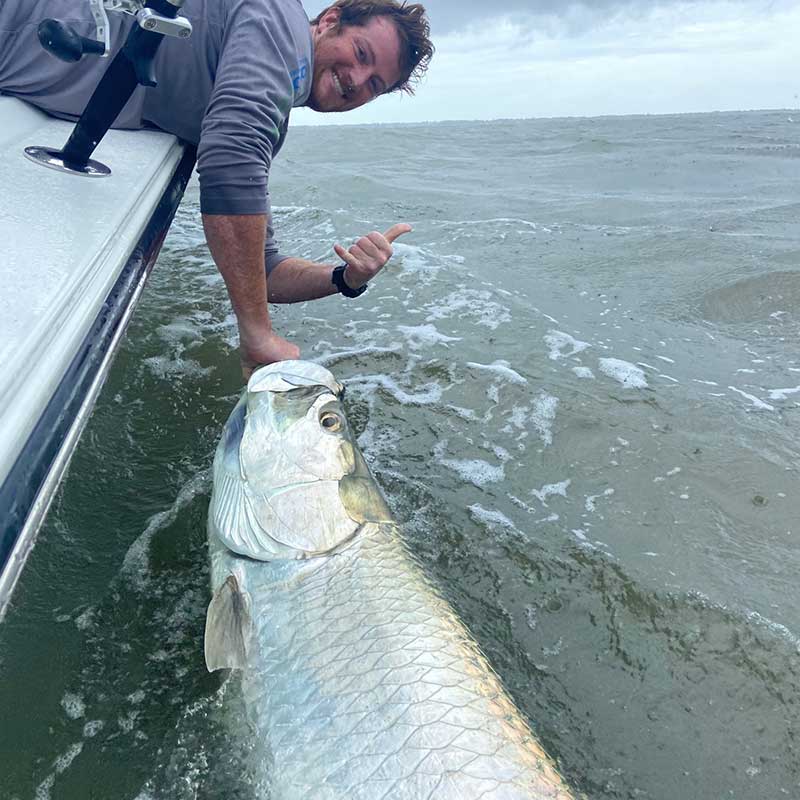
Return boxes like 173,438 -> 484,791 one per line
244,360 -> 353,483
209,360 -> 392,560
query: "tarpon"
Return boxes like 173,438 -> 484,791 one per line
205,360 -> 576,799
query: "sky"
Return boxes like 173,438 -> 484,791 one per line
291,0 -> 800,124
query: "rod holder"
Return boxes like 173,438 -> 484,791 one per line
24,0 -> 190,177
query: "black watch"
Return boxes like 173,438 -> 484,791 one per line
331,264 -> 367,298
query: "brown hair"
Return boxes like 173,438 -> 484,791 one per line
311,0 -> 434,94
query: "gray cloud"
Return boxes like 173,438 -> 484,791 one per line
425,0 -> 768,35
305,0 -> 762,36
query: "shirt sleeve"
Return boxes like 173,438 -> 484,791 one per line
197,1 -> 297,215
264,210 -> 289,276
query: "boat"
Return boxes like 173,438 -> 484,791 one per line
0,0 -> 197,619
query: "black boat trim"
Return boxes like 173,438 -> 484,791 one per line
0,144 -> 197,619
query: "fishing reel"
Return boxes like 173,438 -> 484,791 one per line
24,0 -> 193,176
37,0 -> 192,67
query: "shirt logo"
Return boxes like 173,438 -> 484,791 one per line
290,58 -> 309,96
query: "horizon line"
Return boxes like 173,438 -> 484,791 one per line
291,107 -> 797,129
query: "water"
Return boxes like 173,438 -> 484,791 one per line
1,111 -> 799,799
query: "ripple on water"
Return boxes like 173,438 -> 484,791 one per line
698,271 -> 800,325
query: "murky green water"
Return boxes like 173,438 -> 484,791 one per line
1,111 -> 799,799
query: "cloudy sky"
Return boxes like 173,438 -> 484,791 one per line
292,0 -> 799,124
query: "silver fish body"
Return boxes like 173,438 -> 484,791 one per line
206,361 -> 576,799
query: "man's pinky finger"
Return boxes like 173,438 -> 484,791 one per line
334,243 -> 360,268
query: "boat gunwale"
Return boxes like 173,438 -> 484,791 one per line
0,144 -> 197,622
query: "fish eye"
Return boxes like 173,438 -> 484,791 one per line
319,411 -> 343,432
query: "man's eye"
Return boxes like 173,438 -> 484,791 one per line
357,46 -> 366,63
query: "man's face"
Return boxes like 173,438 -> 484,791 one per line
308,10 -> 403,112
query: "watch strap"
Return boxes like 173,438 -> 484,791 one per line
331,264 -> 367,298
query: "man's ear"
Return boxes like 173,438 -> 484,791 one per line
316,6 -> 342,35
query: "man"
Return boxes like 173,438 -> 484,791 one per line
0,0 -> 433,375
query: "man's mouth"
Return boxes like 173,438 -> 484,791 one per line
332,70 -> 347,100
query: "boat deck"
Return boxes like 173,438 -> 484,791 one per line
0,96 -> 192,617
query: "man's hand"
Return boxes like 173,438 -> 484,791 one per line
333,223 -> 412,290
239,324 -> 300,380
202,213 -> 302,380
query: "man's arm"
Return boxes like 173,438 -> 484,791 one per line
268,224 -> 413,303
202,217 -> 411,374
202,213 -> 300,375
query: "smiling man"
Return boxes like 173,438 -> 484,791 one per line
0,0 -> 433,375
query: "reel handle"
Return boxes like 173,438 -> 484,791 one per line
38,19 -> 105,62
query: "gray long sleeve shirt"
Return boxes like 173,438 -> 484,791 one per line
0,0 -> 313,270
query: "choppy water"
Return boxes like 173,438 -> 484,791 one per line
1,111 -> 799,799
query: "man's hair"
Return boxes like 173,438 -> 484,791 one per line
312,0 -> 433,94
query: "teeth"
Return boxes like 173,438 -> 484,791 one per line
332,71 -> 345,98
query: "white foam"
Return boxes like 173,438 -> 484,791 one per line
315,345 -> 402,366
768,385 -> 800,400
599,358 -> 648,389
503,405 -> 530,436
466,359 -> 528,384
468,504 -> 517,531
728,386 -> 775,411
545,329 -> 591,361
75,607 -> 95,630
508,493 -> 537,514
531,479 -> 571,506
83,720 -> 105,738
542,638 -> 564,657
34,774 -> 54,800
585,488 -> 615,513
356,420 -> 401,461
120,470 -> 210,591
54,743 -> 83,773
144,356 -> 214,380
531,393 -> 559,446
425,288 -> 511,330
117,710 -> 139,733
61,692 -> 85,720
396,323 -> 461,349
35,741 -> 86,800
348,373 -> 443,405
440,458 -> 505,486
394,243 -> 438,284
446,405 -> 484,421
572,366 -> 595,379
434,440 -> 506,487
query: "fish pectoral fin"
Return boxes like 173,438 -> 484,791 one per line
204,574 -> 251,673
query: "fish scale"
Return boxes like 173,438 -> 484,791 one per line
212,522 -> 574,799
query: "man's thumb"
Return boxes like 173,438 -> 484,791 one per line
383,223 -> 412,244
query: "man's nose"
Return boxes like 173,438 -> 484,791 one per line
350,64 -> 372,92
